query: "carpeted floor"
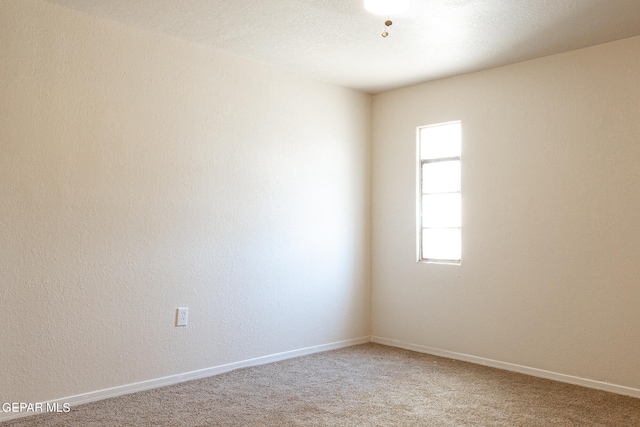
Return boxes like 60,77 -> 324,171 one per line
4,343 -> 640,426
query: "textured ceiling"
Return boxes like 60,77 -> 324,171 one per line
44,0 -> 640,94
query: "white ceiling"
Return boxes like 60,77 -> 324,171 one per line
44,0 -> 640,94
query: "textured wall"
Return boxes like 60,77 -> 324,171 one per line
372,36 -> 640,389
0,0 -> 371,402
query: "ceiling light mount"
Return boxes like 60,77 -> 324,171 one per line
364,0 -> 409,38
364,0 -> 410,16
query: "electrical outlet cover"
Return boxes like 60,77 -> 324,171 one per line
176,307 -> 188,327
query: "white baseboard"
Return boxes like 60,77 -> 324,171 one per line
0,336 -> 370,423
6,335 -> 636,423
371,336 -> 640,399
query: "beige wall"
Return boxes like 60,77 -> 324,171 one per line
372,35 -> 640,390
0,0 -> 371,403
3,0 -> 639,410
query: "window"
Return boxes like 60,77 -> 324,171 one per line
417,121 -> 461,264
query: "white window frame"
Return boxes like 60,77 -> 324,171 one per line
417,121 -> 462,265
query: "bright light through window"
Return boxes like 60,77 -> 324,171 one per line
417,121 -> 461,264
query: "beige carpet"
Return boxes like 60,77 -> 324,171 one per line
4,343 -> 640,426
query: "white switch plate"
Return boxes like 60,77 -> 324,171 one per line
176,307 -> 188,327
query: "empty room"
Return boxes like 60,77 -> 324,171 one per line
1,0 -> 640,425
